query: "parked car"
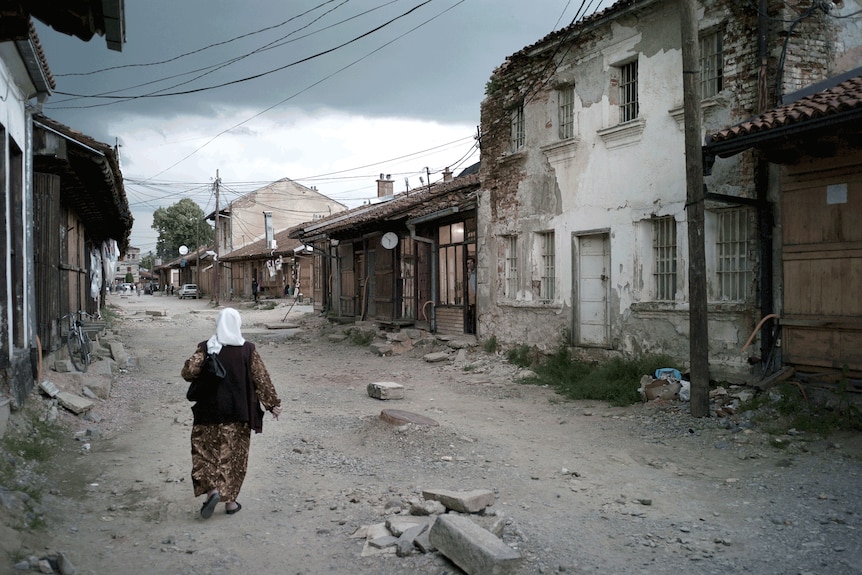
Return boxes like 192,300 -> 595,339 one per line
178,284 -> 199,299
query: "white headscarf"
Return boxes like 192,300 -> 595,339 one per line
207,308 -> 246,355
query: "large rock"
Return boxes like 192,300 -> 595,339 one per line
423,351 -> 450,363
367,381 -> 404,400
422,488 -> 495,513
55,392 -> 93,415
429,514 -> 521,575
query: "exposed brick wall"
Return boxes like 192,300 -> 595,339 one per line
476,0 -> 855,379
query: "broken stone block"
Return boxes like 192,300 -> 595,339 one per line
423,351 -> 450,363
410,499 -> 446,516
422,488 -> 495,513
380,409 -> 439,427
414,528 -> 436,553
367,381 -> 404,400
429,514 -> 521,575
370,343 -> 393,356
84,376 -> 111,400
55,391 -> 93,415
369,535 -> 398,549
39,380 -> 59,398
386,516 -> 433,537
53,359 -> 72,373
108,342 -> 130,368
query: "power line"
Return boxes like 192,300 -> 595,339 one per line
55,0 -> 347,77
51,0 -> 436,102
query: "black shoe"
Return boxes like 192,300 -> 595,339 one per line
226,502 -> 242,515
201,492 -> 220,519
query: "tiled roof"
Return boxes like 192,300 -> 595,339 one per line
289,173 -> 480,239
33,114 -> 133,251
706,70 -> 862,147
220,228 -> 303,261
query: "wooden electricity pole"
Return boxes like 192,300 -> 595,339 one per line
214,169 -> 221,307
679,0 -> 710,417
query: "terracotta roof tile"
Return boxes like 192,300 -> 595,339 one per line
707,72 -> 862,144
289,173 -> 480,239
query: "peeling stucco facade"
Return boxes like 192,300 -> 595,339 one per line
477,0 -> 861,382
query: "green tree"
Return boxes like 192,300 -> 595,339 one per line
151,199 -> 213,260
140,251 -> 156,272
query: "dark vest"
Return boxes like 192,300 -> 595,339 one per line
187,341 -> 265,433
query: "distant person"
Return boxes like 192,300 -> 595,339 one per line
181,308 -> 282,519
251,278 -> 259,303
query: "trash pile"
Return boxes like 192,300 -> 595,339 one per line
638,368 -> 690,402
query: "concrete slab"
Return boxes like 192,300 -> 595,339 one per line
379,409 -> 439,427
429,514 -> 521,575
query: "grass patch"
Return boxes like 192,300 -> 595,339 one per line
520,346 -> 677,407
2,418 -> 63,465
0,408 -> 66,530
483,336 -> 499,354
349,330 -> 375,346
741,377 -> 862,435
507,344 -> 541,368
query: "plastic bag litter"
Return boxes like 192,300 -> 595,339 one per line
655,367 -> 682,380
678,380 -> 691,402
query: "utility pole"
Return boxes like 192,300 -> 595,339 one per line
214,169 -> 221,306
679,0 -> 710,417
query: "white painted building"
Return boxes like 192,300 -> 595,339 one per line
478,0 -> 862,382
212,178 -> 347,254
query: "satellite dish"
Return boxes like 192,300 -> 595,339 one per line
179,245 -> 189,255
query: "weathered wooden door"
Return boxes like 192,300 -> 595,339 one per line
573,232 -> 610,347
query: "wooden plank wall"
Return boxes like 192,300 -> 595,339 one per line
435,306 -> 464,334
781,151 -> 862,372
33,173 -> 62,351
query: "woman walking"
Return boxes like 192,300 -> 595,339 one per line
181,308 -> 282,518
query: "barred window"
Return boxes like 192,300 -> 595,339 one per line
558,86 -> 575,140
653,217 -> 677,301
504,235 -> 518,299
619,60 -> 639,123
511,105 -> 525,152
700,30 -> 724,98
540,232 -> 555,301
717,209 -> 753,301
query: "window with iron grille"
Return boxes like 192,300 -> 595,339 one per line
653,217 -> 676,301
717,209 -> 753,301
558,86 -> 575,140
619,60 -> 639,123
511,105 -> 525,152
540,232 -> 555,301
700,30 -> 723,99
504,235 -> 518,299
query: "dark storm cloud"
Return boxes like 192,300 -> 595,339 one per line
34,1 -> 610,144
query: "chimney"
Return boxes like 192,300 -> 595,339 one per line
377,173 -> 394,198
443,167 -> 453,182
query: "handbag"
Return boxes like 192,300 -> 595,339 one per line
187,352 -> 226,402
202,352 -> 227,379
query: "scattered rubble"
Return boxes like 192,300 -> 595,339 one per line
355,488 -> 521,574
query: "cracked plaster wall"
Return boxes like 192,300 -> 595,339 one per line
477,0 -> 856,382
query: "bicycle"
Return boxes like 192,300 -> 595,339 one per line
62,311 -> 93,373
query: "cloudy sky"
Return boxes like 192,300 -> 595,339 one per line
34,0 -> 613,254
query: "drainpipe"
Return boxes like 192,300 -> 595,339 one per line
406,223 -> 437,333
756,0 -> 776,364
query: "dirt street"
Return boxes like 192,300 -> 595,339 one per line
6,292 -> 862,575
